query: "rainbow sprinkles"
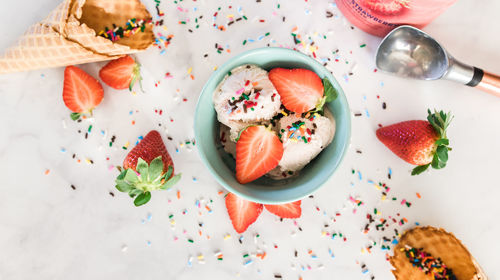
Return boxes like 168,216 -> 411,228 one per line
98,18 -> 152,42
402,245 -> 457,280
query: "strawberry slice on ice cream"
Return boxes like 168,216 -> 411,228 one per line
269,68 -> 324,114
236,125 -> 283,184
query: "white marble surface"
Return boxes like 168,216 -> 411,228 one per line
1,1 -> 500,279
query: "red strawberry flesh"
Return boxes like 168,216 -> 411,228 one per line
269,68 -> 324,114
123,130 -> 174,174
225,192 -> 263,233
99,55 -> 138,90
63,66 -> 104,113
265,201 -> 302,219
236,126 -> 283,184
376,120 -> 438,165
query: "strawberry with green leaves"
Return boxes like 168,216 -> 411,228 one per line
115,130 -> 180,206
376,109 -> 453,175
99,55 -> 142,91
268,68 -> 337,114
63,66 -> 104,121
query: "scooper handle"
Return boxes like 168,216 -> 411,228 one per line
467,67 -> 500,97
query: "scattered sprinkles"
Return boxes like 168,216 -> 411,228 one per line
49,2 -> 414,278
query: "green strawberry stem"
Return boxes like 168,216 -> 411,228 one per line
70,108 -> 95,121
115,156 -> 181,206
411,109 -> 453,176
129,62 -> 144,92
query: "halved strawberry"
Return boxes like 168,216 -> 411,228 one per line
236,126 -> 283,184
225,192 -> 263,233
265,201 -> 302,219
63,66 -> 104,119
269,68 -> 324,114
99,55 -> 141,90
362,0 -> 409,15
116,130 -> 180,206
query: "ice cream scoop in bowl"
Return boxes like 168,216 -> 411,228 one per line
194,47 -> 351,204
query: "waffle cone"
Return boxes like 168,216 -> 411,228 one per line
0,0 -> 154,74
390,226 -> 488,280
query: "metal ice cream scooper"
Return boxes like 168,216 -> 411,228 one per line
376,25 -> 500,97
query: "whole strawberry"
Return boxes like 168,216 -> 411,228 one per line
376,109 -> 453,175
115,130 -> 181,206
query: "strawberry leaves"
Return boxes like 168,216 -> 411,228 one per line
314,77 -> 338,112
323,77 -> 338,102
412,109 -> 453,176
148,157 -> 164,180
115,156 -> 181,206
411,164 -> 430,175
427,109 -> 453,139
70,112 -> 81,121
134,192 -> 151,206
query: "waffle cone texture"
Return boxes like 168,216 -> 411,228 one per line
390,226 -> 488,280
0,0 -> 154,74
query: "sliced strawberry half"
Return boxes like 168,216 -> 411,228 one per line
362,0 -> 409,15
63,65 -> 104,117
99,55 -> 141,90
265,201 -> 302,219
236,126 -> 283,184
268,68 -> 324,114
225,192 -> 263,233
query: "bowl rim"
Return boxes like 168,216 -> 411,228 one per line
194,47 -> 351,204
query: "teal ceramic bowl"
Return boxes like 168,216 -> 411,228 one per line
194,47 -> 351,204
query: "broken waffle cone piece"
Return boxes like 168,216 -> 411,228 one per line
0,0 -> 154,74
390,226 -> 488,280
